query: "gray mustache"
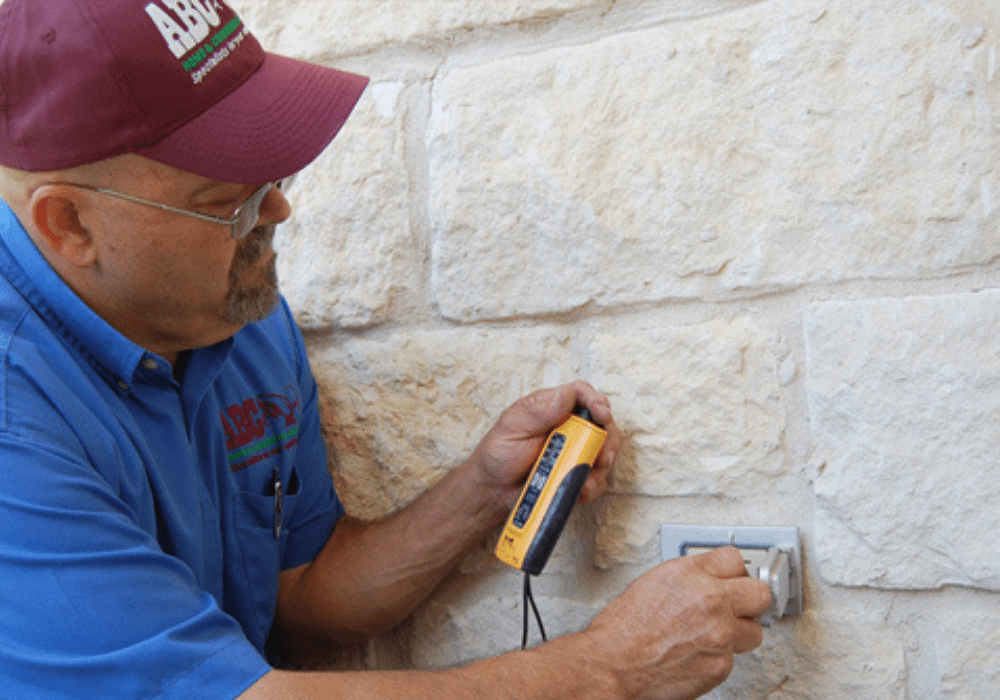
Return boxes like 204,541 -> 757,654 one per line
230,224 -> 275,277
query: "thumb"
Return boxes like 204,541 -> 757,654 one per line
509,384 -> 579,434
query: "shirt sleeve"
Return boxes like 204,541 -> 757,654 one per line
0,435 -> 271,699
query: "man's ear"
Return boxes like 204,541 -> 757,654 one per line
27,185 -> 98,267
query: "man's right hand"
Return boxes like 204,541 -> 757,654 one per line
580,546 -> 772,700
242,545 -> 771,700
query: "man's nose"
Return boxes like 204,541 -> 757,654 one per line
258,183 -> 291,227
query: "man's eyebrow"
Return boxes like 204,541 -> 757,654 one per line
186,179 -> 243,203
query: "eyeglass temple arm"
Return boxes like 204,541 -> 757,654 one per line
90,186 -> 238,226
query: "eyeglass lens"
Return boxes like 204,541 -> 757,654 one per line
234,182 -> 274,240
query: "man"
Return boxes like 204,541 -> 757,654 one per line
0,1 -> 770,698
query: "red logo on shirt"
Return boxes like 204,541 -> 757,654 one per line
221,385 -> 301,471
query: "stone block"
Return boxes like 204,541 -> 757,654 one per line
428,1 -> 1000,320
237,0 -> 612,60
275,82 -> 411,330
309,328 -> 577,518
806,291 -> 1000,591
939,604 -> 1000,698
411,589 -> 604,668
593,495 -> 663,570
707,609 -> 906,700
590,318 -> 785,498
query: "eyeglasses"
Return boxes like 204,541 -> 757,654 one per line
60,181 -> 276,241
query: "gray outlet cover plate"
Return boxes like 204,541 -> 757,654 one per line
660,524 -> 803,616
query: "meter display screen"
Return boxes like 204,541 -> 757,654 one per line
512,433 -> 566,528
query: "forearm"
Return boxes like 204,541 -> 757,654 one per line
274,382 -> 620,657
253,548 -> 772,700
243,632 -> 623,700
277,456 -> 515,640
255,388 -> 764,700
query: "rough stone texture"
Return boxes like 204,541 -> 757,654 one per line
309,328 -> 578,518
411,589 -> 605,668
938,605 -> 1000,698
707,609 -> 907,699
238,0 -> 612,60
236,0 -> 1000,694
590,318 -> 786,497
806,291 -> 1000,592
594,495 -> 664,569
275,83 -> 412,330
429,0 -> 1000,320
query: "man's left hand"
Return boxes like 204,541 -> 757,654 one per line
469,380 -> 622,511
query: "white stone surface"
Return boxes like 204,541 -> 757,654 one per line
411,589 -> 605,668
594,495 -> 662,569
309,328 -> 578,518
938,605 -> 1000,698
429,0 -> 1000,320
806,291 -> 1000,591
238,0 -> 612,60
275,84 -> 412,330
707,609 -> 907,700
590,318 -> 785,497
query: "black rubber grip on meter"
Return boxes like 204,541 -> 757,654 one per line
521,463 -> 592,576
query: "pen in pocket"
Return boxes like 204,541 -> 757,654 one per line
272,466 -> 283,539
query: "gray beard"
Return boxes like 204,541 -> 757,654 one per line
224,223 -> 279,325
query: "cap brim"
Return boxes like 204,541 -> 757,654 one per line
137,53 -> 369,184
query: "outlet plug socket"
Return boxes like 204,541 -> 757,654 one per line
660,525 -> 802,620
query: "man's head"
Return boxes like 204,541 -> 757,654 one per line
0,0 -> 368,361
0,0 -> 368,182
0,156 -> 292,360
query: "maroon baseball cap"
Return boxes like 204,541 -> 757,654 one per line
0,0 -> 369,183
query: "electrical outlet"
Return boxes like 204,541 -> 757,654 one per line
660,525 -> 802,621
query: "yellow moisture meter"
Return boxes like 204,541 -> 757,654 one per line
495,405 -> 607,575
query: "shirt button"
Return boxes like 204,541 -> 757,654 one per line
142,359 -> 159,371
117,380 -> 130,391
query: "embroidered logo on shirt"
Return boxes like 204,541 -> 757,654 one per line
221,385 -> 301,472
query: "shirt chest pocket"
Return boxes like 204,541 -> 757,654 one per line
230,468 -> 301,650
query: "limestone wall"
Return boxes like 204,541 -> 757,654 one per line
238,0 -> 1000,696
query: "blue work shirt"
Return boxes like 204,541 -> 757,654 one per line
0,201 -> 343,698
